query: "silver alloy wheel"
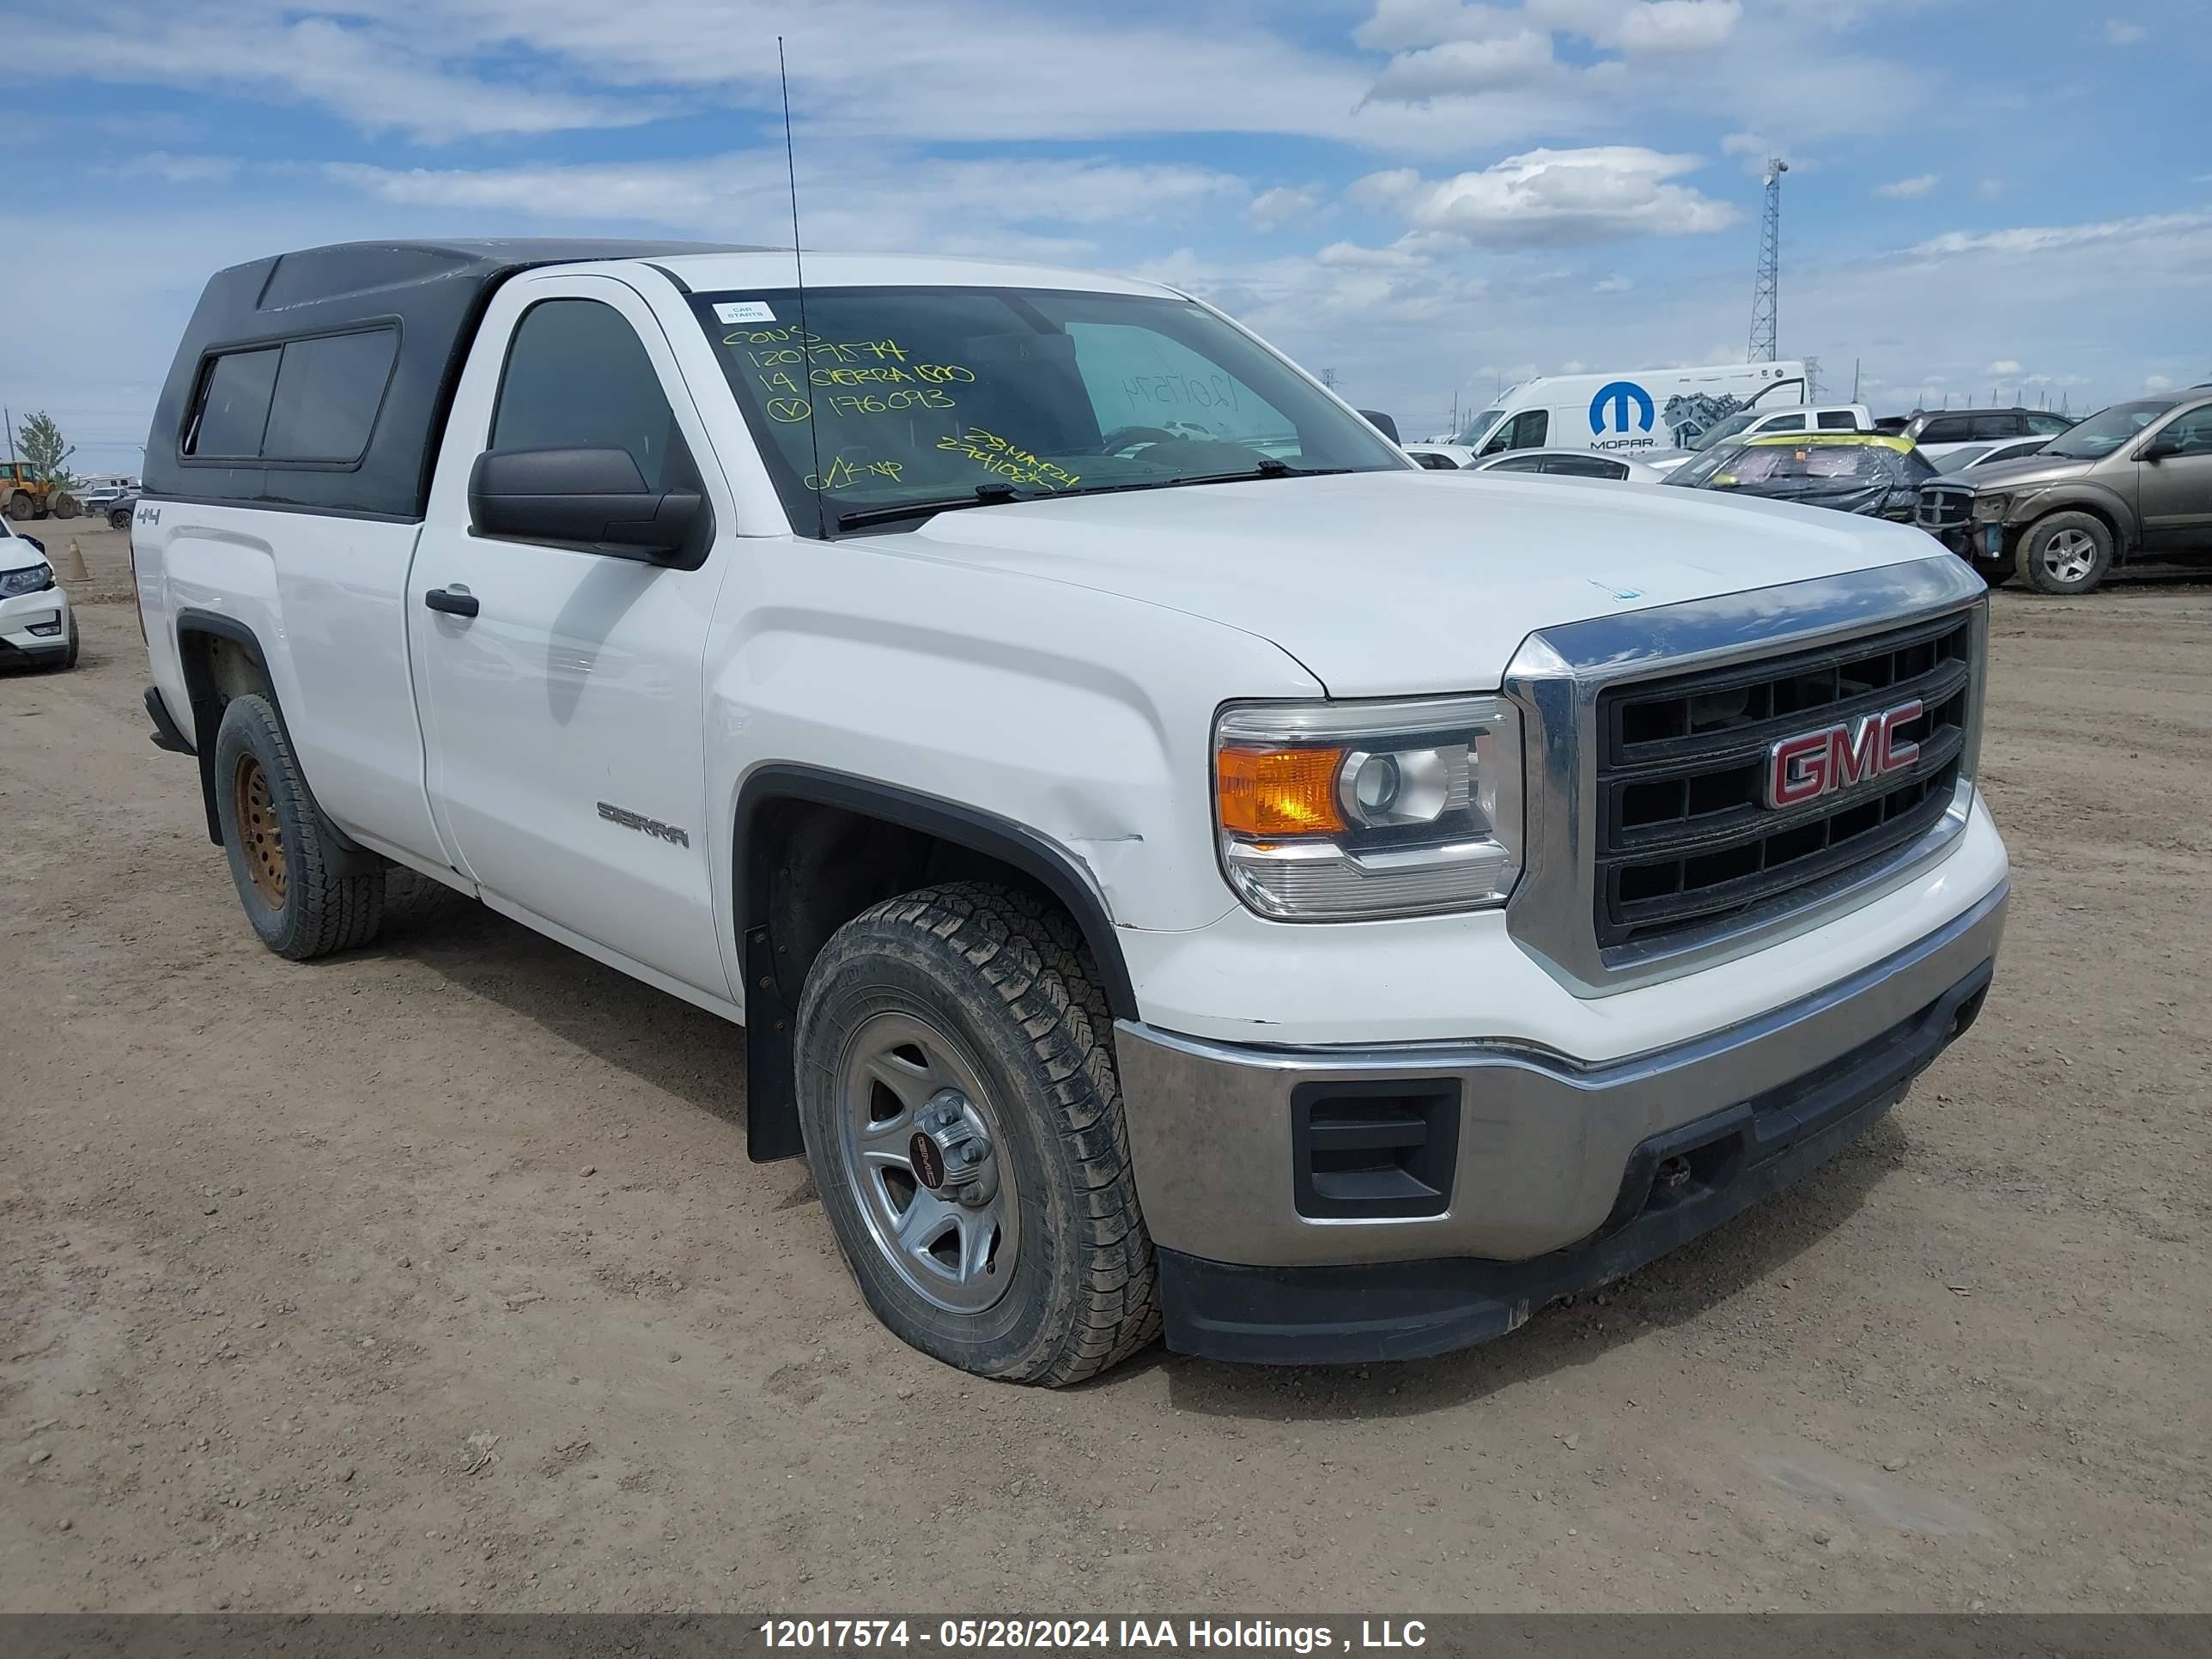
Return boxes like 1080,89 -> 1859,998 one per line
837,1010 -> 1018,1315
2040,527 -> 2099,585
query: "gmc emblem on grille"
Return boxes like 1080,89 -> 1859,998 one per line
1765,699 -> 1923,808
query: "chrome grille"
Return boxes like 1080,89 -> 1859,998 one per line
1917,483 -> 1973,532
1591,614 -> 1973,952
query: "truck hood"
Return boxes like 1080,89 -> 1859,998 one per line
896,471 -> 1946,696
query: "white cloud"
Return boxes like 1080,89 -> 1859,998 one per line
324,149 -> 1248,257
1353,0 -> 1525,51
1978,179 -> 2006,200
2145,374 -> 2172,390
1607,1 -> 1744,53
1246,185 -> 1324,232
1876,173 -> 1940,199
102,151 -> 240,184
17,13 -> 656,143
1908,210 -> 2212,259
1316,240 -> 1431,269
1595,273 -> 1634,292
1987,360 -> 2024,376
1357,146 -> 1737,246
2106,19 -> 2147,45
1364,31 -> 1556,102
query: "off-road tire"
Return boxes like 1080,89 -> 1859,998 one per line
211,694 -> 385,959
5,492 -> 29,521
50,493 -> 79,520
2015,511 -> 2114,596
794,882 -> 1160,1384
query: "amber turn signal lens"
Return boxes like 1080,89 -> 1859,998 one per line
1217,745 -> 1348,837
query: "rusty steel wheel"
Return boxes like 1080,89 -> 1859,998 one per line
212,693 -> 385,958
230,753 -> 289,908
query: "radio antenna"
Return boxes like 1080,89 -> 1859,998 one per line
778,37 -> 828,538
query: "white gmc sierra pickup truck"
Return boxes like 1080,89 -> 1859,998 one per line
134,240 -> 2009,1383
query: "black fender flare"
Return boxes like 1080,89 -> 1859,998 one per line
171,608 -> 375,871
733,763 -> 1137,1162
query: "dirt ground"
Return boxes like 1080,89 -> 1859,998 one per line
3,524 -> 2208,1615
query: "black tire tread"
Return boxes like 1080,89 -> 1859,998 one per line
809,881 -> 1159,1384
216,695 -> 386,959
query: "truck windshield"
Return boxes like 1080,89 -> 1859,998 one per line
2039,398 -> 2180,459
689,285 -> 1407,535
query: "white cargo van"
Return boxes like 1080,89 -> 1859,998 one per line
1463,362 -> 1809,459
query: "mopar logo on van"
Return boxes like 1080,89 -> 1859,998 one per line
1589,380 -> 1657,451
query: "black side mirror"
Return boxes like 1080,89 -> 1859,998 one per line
1357,409 -> 1401,443
468,446 -> 705,562
2137,441 -> 2179,463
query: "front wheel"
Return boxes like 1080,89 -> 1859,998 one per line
794,883 -> 1159,1384
212,693 -> 386,958
2016,512 -> 2114,595
5,492 -> 30,521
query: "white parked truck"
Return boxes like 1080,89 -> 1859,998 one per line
135,241 -> 2008,1382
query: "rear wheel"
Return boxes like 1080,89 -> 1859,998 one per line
2016,512 -> 2113,595
212,694 -> 386,958
109,506 -> 132,530
794,882 -> 1159,1384
50,493 -> 79,520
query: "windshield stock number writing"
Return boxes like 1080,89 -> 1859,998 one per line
1121,369 -> 1241,411
765,388 -> 959,423
938,427 -> 1080,490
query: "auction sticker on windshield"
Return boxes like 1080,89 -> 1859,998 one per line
715,301 -> 777,325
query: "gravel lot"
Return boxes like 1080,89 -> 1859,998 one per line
3,525 -> 2208,1614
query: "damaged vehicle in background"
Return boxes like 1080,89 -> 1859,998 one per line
1915,390 -> 2212,593
1663,433 -> 1936,522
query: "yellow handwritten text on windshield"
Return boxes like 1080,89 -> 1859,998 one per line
938,428 -> 1080,490
805,456 -> 907,490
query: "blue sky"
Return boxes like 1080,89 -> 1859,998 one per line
7,0 -> 2209,471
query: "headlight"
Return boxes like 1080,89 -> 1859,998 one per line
1971,495 -> 2008,523
1213,695 -> 1522,920
0,562 -> 55,599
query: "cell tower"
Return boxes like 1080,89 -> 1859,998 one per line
1747,157 -> 1787,362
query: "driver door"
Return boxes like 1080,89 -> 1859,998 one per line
2138,403 -> 2212,551
407,273 -> 736,999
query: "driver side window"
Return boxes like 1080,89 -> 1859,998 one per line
2160,406 -> 2212,456
1485,410 -> 1548,454
1066,323 -> 1293,455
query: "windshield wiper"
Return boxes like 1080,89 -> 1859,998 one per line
1054,460 -> 1361,502
835,483 -> 1036,532
832,462 -> 1358,530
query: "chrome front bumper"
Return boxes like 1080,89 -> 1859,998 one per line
1116,878 -> 2007,1312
